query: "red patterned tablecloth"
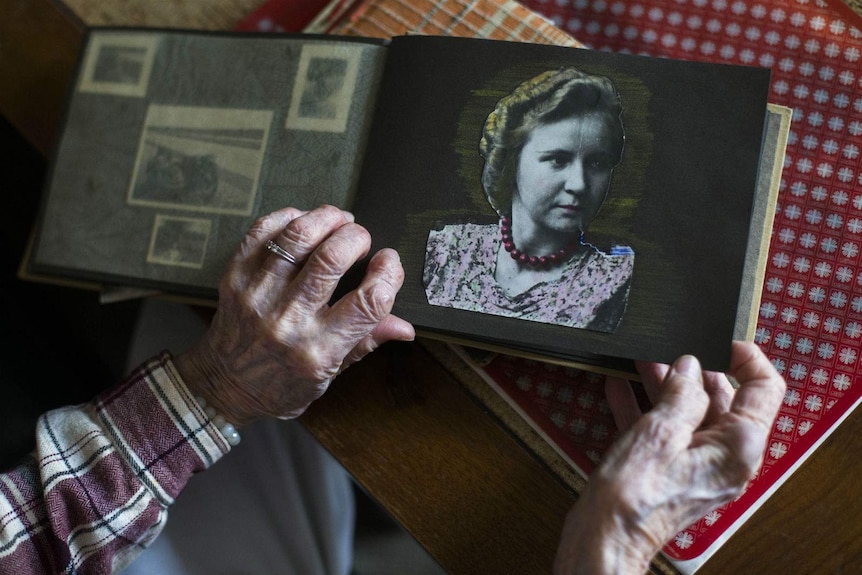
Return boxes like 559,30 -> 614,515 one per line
498,0 -> 862,567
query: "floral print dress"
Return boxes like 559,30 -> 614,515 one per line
423,223 -> 634,333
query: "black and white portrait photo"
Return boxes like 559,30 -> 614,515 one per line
423,68 -> 634,333
286,43 -> 362,133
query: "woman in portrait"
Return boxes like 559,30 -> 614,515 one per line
423,67 -> 634,333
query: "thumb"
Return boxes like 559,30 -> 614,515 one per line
650,355 -> 710,435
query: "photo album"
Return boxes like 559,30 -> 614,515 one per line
26,28 -> 789,374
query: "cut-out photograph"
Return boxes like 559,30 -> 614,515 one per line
286,43 -> 362,133
423,67 -> 634,333
78,33 -> 159,97
128,105 -> 273,215
147,215 -> 212,269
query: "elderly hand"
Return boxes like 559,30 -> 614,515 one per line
553,341 -> 786,575
173,205 -> 415,426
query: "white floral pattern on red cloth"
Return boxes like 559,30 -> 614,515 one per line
501,0 -> 862,565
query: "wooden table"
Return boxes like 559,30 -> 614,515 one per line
3,1 -> 862,573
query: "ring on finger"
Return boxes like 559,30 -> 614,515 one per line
265,239 -> 299,266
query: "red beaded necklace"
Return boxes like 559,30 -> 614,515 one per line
500,216 -> 579,267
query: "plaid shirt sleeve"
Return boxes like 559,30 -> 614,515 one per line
0,351 -> 231,575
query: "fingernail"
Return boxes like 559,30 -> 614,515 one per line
672,355 -> 700,378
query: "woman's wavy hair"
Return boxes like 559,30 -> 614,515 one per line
479,67 -> 625,215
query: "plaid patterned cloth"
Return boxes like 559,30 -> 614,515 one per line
0,353 -> 228,574
324,0 -> 581,45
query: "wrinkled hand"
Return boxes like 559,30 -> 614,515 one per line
553,341 -> 786,575
174,205 -> 415,426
